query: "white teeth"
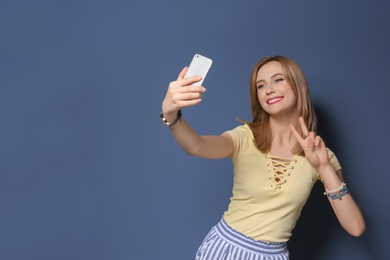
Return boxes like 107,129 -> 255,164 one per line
268,98 -> 282,104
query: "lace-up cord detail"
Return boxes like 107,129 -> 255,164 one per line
267,155 -> 294,190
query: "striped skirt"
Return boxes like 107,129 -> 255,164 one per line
195,218 -> 289,260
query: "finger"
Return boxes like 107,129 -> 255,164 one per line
170,87 -> 206,102
289,124 -> 304,143
179,85 -> 206,94
175,98 -> 203,107
314,135 -> 325,147
170,87 -> 205,104
177,67 -> 188,80
178,76 -> 203,87
299,117 -> 309,136
306,135 -> 314,151
314,136 -> 320,146
308,131 -> 316,143
175,91 -> 204,101
169,78 -> 204,92
177,67 -> 203,86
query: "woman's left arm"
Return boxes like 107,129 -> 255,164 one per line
317,166 -> 365,237
290,117 -> 365,237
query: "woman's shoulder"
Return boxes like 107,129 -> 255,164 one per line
224,124 -> 255,153
226,124 -> 254,138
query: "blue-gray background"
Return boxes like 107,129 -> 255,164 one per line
1,1 -> 389,259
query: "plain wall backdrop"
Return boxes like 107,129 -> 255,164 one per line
1,1 -> 389,259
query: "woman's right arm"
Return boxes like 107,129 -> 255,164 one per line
161,67 -> 233,159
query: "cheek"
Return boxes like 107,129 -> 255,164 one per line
257,92 -> 267,108
256,91 -> 264,103
256,89 -> 264,100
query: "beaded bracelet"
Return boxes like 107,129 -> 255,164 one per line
323,182 -> 346,195
324,183 -> 349,200
160,110 -> 182,128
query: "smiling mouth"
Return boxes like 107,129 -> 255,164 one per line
267,97 -> 283,104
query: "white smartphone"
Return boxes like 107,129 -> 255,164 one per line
184,54 -> 213,86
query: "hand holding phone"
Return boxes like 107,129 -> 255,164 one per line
184,54 -> 213,86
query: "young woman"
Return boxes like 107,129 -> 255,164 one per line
160,55 -> 365,259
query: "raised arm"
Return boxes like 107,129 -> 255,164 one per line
290,117 -> 365,237
161,67 -> 233,159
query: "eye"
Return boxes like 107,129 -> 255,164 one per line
275,78 -> 284,83
256,84 -> 265,89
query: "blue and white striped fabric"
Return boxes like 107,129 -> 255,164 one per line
195,218 -> 289,260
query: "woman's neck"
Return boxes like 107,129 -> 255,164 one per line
268,114 -> 299,157
269,114 -> 298,140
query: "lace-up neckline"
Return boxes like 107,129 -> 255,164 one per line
266,154 -> 297,190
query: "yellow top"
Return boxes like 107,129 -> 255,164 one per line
223,124 -> 341,242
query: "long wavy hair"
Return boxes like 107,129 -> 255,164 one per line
246,55 -> 317,156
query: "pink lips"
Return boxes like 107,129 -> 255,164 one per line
266,96 -> 283,105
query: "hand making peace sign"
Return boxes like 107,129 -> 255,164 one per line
290,117 -> 330,170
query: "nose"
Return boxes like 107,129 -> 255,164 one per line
265,84 -> 276,94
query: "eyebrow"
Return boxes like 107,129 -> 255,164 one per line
256,73 -> 284,84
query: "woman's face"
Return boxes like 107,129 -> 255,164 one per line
255,61 -> 297,117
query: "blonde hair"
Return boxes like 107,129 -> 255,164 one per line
246,55 -> 317,155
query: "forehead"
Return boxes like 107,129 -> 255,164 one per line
256,61 -> 283,80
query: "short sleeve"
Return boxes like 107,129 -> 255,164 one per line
224,124 -> 254,159
327,148 -> 342,172
317,148 -> 342,180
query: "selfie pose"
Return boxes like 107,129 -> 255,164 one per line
160,55 -> 365,259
